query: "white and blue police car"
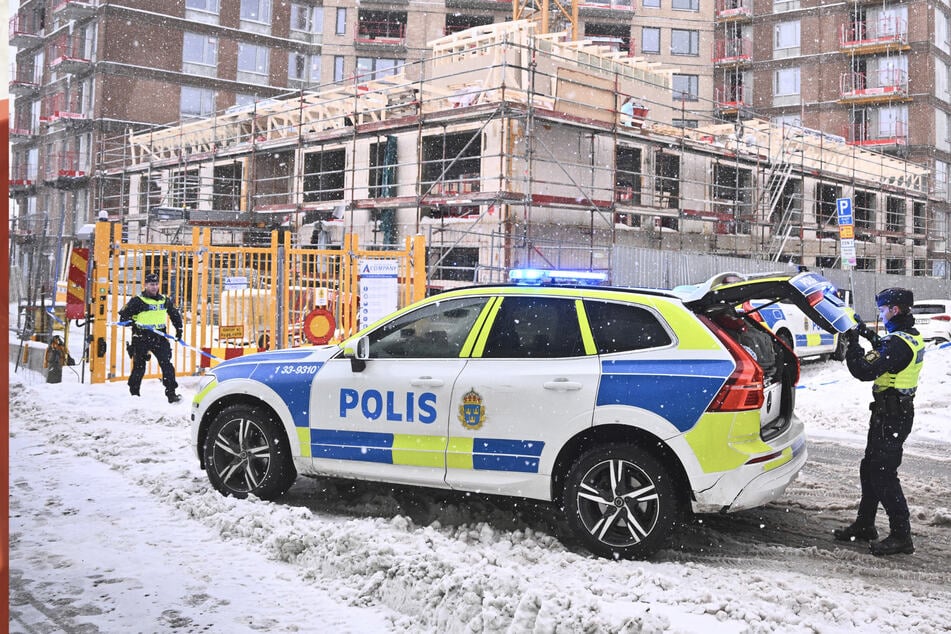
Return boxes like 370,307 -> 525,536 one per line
191,269 -> 855,558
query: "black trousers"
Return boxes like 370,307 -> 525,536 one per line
856,391 -> 914,536
128,331 -> 178,395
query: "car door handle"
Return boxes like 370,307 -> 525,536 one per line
411,376 -> 444,387
543,378 -> 583,391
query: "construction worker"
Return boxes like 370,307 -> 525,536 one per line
834,287 -> 924,556
119,272 -> 184,403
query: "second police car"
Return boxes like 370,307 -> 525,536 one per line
191,269 -> 855,559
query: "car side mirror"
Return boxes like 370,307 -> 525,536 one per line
350,336 -> 369,372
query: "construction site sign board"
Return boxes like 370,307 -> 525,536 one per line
358,259 -> 399,330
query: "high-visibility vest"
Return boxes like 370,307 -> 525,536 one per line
873,331 -> 925,393
133,294 -> 169,329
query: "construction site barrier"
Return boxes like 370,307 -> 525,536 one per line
87,222 -> 426,384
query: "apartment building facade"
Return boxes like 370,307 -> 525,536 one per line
9,0 -> 720,244
712,0 -> 951,276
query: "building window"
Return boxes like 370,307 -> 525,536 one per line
289,52 -> 321,84
170,169 -> 201,209
672,0 -> 699,10
291,4 -> 322,34
234,93 -> 257,109
180,86 -> 215,119
427,247 -> 480,282
671,29 -> 699,55
773,67 -> 800,103
641,27 -> 660,54
672,74 -> 699,101
336,8 -> 347,35
183,32 -> 217,68
773,0 -> 800,12
237,43 -> 269,84
186,0 -> 219,12
333,56 -> 345,82
240,0 -> 271,23
642,0 -> 660,7
303,149 -> 346,202
672,119 -> 699,128
356,57 -> 402,81
369,138 -> 399,198
774,21 -> 800,57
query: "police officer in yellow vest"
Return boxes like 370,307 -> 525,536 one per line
119,273 -> 184,403
835,287 -> 924,556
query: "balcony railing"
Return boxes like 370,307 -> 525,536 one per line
9,14 -> 44,48
51,1 -> 98,22
41,92 -> 89,124
839,68 -> 908,101
10,115 -> 38,142
355,20 -> 407,44
839,17 -> 908,52
47,34 -> 94,74
9,64 -> 39,95
714,0 -> 752,21
44,152 -> 89,182
844,121 -> 907,147
713,38 -> 752,64
715,85 -> 752,111
10,162 -> 38,187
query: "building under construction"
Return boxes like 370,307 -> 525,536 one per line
95,21 -> 935,285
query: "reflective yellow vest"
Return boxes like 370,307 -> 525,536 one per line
873,331 -> 925,393
133,294 -> 169,329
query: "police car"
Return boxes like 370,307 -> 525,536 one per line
191,269 -> 855,559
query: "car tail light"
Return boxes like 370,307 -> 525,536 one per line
932,315 -> 951,322
699,316 -> 764,412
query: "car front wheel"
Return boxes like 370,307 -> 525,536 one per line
203,404 -> 296,500
562,443 -> 681,559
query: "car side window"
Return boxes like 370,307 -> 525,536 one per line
481,296 -> 585,358
583,299 -> 672,353
368,296 -> 488,359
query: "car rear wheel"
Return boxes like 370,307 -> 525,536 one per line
203,404 -> 296,500
562,443 -> 681,559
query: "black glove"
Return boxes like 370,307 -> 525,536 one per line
844,329 -> 860,346
856,322 -> 881,347
170,327 -> 180,340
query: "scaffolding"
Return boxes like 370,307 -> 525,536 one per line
94,20 -> 933,283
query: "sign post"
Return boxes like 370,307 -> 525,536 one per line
835,198 -> 857,269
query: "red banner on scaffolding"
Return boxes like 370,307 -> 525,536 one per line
65,247 -> 88,320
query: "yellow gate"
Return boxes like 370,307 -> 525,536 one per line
88,222 -> 426,384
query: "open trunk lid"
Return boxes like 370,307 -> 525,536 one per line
679,270 -> 857,334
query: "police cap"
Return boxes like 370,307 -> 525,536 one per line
144,273 -> 160,284
875,287 -> 913,308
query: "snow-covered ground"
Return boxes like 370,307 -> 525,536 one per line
8,335 -> 951,633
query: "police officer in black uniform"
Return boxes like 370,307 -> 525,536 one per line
119,273 -> 184,403
834,288 -> 924,556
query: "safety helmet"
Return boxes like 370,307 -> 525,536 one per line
875,287 -> 913,308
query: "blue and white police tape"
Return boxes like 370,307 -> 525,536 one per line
111,321 -> 222,362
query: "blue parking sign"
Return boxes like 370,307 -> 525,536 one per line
836,198 -> 853,226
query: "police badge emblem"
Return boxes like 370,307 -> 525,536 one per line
458,388 -> 486,430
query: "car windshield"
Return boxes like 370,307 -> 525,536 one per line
913,304 -> 948,315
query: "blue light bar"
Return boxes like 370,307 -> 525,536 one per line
508,268 -> 609,286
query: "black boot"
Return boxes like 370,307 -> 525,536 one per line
870,533 -> 914,556
130,387 -> 140,397
167,393 -> 182,404
833,522 -> 879,542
